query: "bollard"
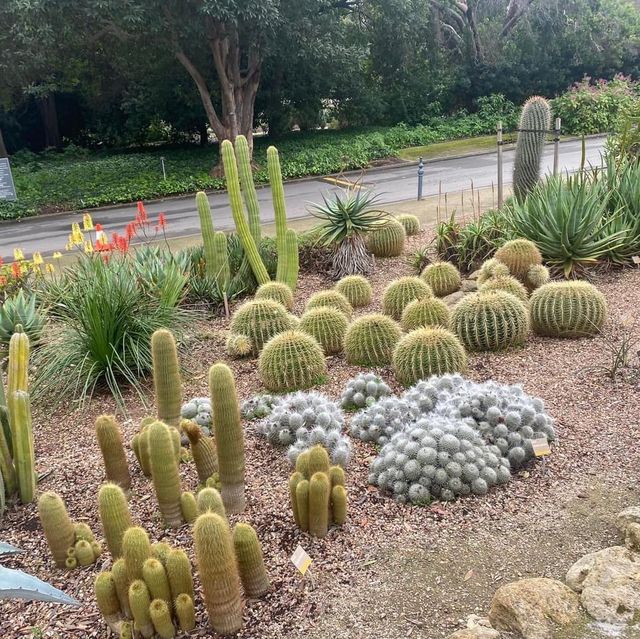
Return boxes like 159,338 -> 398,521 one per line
496,121 -> 504,208
417,156 -> 424,201
160,156 -> 167,180
553,118 -> 561,177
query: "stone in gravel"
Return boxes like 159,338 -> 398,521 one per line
468,270 -> 481,280
616,506 -> 640,535
565,545 -> 640,624
447,628 -> 500,638
626,523 -> 640,552
489,578 -> 581,639
442,291 -> 468,307
461,280 -> 478,292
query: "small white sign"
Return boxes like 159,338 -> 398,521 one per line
631,256 -> 640,265
531,437 -> 551,457
290,545 -> 312,575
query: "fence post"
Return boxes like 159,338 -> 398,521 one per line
553,118 -> 561,177
160,156 -> 167,180
496,121 -> 504,208
417,156 -> 424,201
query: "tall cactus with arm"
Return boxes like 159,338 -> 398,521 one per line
196,191 -> 217,278
267,146 -> 289,284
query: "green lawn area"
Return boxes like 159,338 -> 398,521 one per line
398,135 -> 502,161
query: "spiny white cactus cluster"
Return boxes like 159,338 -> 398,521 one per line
340,373 -> 393,410
350,397 -> 422,445
180,397 -> 213,428
241,394 -> 279,421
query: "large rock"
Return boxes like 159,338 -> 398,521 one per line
447,628 -> 500,639
461,279 -> 478,292
443,291 -> 468,307
616,507 -> 640,535
489,577 -> 581,639
565,545 -> 640,624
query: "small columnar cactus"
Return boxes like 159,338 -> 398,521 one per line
225,333 -> 254,359
166,548 -> 194,601
255,281 -> 294,310
142,558 -> 172,607
197,487 -> 227,517
305,290 -> 353,318
420,262 -> 461,297
366,218 -> 406,257
233,523 -> 271,597
299,306 -> 349,355
75,539 -> 96,566
181,490 -> 198,522
128,579 -> 154,638
94,571 -> 121,627
529,281 -> 607,337
151,542 -> 172,565
151,329 -> 183,428
494,239 -> 543,283
229,299 -> 295,354
180,397 -> 212,429
175,594 -> 196,632
450,290 -> 529,351
334,275 -> 373,308
340,373 -> 392,410
98,483 -> 132,559
383,276 -> 433,320
95,415 -> 131,491
11,388 -> 35,504
258,330 -> 327,392
401,296 -> 451,331
478,275 -> 528,302
476,258 -> 510,285
344,313 -> 402,366
308,472 -> 331,538
397,214 -> 420,236
37,491 -> 76,569
149,599 -> 175,639
393,328 -> 467,386
111,559 -> 131,617
182,420 -> 217,484
122,526 -> 152,583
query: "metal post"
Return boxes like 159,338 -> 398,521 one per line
496,121 -> 504,208
417,156 -> 424,201
160,156 -> 167,180
553,118 -> 561,177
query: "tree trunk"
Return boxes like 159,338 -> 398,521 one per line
199,122 -> 209,146
37,94 -> 61,149
0,128 -> 7,158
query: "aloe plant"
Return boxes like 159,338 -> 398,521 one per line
0,291 -> 46,351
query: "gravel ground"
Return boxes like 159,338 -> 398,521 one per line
1,229 -> 639,639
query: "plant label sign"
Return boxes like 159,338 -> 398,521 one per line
0,158 -> 17,201
632,256 -> 640,265
531,437 -> 551,457
290,545 -> 312,575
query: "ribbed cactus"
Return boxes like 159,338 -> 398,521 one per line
196,190 -> 217,275
75,522 -> 94,541
38,491 -> 75,568
529,281 -> 607,337
175,593 -> 196,632
305,290 -> 352,318
94,571 -> 121,626
221,139 -> 270,285
268,146 -> 289,282
225,332 -> 254,359
142,558 -> 172,606
122,526 -> 152,583
335,275 -> 373,308
128,579 -> 154,639
479,275 -> 529,302
308,445 -> 330,476
229,299 -> 294,354
288,472 -> 304,527
209,363 -> 245,514
7,326 -> 29,435
148,421 -> 183,528
382,277 -> 433,320
396,214 -> 420,236
344,313 -> 402,366
182,420 -> 217,484
366,218 -> 406,257
513,96 -> 552,202
212,231 -> 230,291
420,262 -> 462,297
180,491 -> 198,523
197,487 -> 227,517
295,450 -> 310,477
233,522 -> 270,598
11,390 -> 35,503
75,539 -> 95,566
393,328 -> 467,386
331,485 -> 348,525
150,599 -> 175,639
193,512 -> 243,635
255,282 -> 294,310
494,239 -> 543,283
166,548 -> 194,601
309,472 -> 330,538
329,465 -> 345,488
235,135 -> 261,243
111,558 -> 131,617
282,228 -> 299,291
526,264 -> 550,291
401,296 -> 450,331
98,483 -> 132,559
295,479 -> 310,532
258,330 -> 327,392
451,290 -> 529,351
151,542 -> 172,566
477,258 -> 510,285
0,406 -> 16,503
95,415 -> 130,490
299,307 -> 349,355
151,329 -> 182,428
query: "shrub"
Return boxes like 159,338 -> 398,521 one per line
382,276 -> 432,320
305,290 -> 352,318
420,262 -> 461,297
299,307 -> 348,355
400,296 -> 450,331
397,215 -> 420,236
344,314 -> 402,366
334,275 -> 372,308
340,373 -> 392,410
366,218 -> 406,257
229,299 -> 294,354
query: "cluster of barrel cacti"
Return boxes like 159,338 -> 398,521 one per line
38,491 -> 101,569
0,325 -> 36,520
366,218 -> 406,257
288,445 -> 348,537
493,239 -> 550,292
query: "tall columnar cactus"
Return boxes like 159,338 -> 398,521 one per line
151,329 -> 182,428
221,139 -> 270,285
148,421 -> 184,528
232,523 -> 271,598
209,363 -> 245,514
175,593 -> 196,632
366,218 -> 406,257
420,262 -> 462,297
111,559 -> 132,617
166,548 -> 194,601
494,239 -> 543,284
529,281 -> 607,337
513,96 -> 552,202
196,191 -> 217,279
451,290 -> 529,351
128,579 -> 154,639
299,307 -> 349,355
95,415 -> 131,490
309,472 -> 331,538
149,599 -> 175,639
401,296 -> 451,331
11,390 -> 35,503
305,290 -> 353,318
267,146 -> 289,283
288,472 -> 304,527
295,479 -> 310,531
382,277 -> 433,320
335,275 -> 373,308
142,558 -> 172,606
258,330 -> 327,392
344,314 -> 403,366
122,526 -> 152,583
392,328 -> 467,386
212,231 -> 231,291
7,326 -> 29,431
235,136 -> 262,244
37,491 -> 75,568
98,483 -> 132,559
255,282 -> 294,311
229,299 -> 295,354
193,512 -> 244,635
94,571 -> 122,628
282,228 -> 299,291
182,420 -> 217,484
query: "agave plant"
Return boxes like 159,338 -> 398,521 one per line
308,184 -> 388,279
0,290 -> 46,350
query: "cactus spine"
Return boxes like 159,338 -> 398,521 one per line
122,527 -> 152,583
37,491 -> 75,568
95,415 -> 130,491
166,548 -> 194,601
209,363 -> 245,514
128,579 -> 154,638
182,420 -> 217,484
175,593 -> 196,632
151,329 -> 182,428
193,512 -> 243,635
142,558 -> 172,607
94,571 -> 121,626
233,523 -> 270,597
11,390 -> 35,503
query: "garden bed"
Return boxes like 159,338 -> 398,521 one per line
1,229 -> 639,638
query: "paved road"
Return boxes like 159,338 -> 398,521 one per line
0,137 -> 606,261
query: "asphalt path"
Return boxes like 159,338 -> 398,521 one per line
0,136 -> 606,261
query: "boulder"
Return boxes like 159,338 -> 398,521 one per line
616,507 -> 640,535
565,545 -> 640,624
447,628 -> 500,639
461,279 -> 478,293
443,291 -> 468,307
489,578 -> 581,639
626,523 -> 640,552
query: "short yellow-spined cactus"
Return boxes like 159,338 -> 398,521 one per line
37,491 -> 76,569
94,571 -> 121,627
128,579 -> 154,638
166,548 -> 194,601
305,290 -> 353,318
182,420 -> 217,484
122,526 -> 151,583
255,281 -> 294,310
233,522 -> 271,598
401,296 -> 450,331
382,276 -> 432,320
95,415 -> 131,490
175,593 -> 196,632
98,483 -> 132,559
142,558 -> 172,607
334,275 -> 373,308
344,314 -> 402,366
420,262 -> 461,297
299,306 -> 349,355
148,421 -> 183,528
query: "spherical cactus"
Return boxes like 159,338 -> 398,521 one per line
95,415 -> 131,490
232,523 -> 270,598
175,593 -> 196,632
477,258 -> 510,285
166,548 -> 194,601
255,282 -> 294,310
420,262 -> 461,297
344,314 -> 402,366
393,328 -> 467,386
74,522 -> 95,543
122,526 -> 152,583
401,296 -> 450,331
494,239 -> 543,282
305,290 -> 353,318
529,281 -> 607,337
258,330 -> 327,392
366,218 -> 406,257
382,276 -> 433,320
229,299 -> 294,353
526,264 -> 550,291
98,482 -> 132,559
478,275 -> 528,302
396,214 -> 420,236
299,307 -> 348,355
450,290 -> 529,351
37,491 -> 76,569
225,333 -> 253,359
335,275 -> 373,308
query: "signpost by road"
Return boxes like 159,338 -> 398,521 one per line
0,158 -> 17,201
